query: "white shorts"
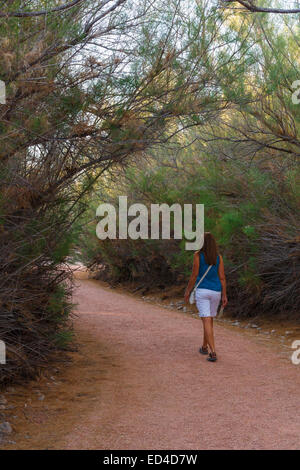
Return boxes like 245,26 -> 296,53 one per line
195,288 -> 221,318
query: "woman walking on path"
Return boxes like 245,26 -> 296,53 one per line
184,232 -> 228,362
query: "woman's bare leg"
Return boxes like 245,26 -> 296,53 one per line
210,317 -> 216,352
201,319 -> 208,349
202,317 -> 216,353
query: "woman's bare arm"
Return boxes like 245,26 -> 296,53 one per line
218,255 -> 228,307
184,252 -> 200,303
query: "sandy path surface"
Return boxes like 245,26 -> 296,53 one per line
2,272 -> 300,450
62,275 -> 300,450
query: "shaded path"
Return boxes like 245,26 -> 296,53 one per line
61,276 -> 299,450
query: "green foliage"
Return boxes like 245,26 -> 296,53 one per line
51,232 -> 74,263
47,284 -> 71,318
54,330 -> 74,349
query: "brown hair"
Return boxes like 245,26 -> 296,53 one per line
200,232 -> 219,265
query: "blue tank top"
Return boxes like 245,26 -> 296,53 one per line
196,252 -> 222,292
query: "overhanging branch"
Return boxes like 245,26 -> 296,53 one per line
0,0 -> 86,18
222,0 -> 300,14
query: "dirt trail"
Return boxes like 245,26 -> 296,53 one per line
2,270 -> 300,450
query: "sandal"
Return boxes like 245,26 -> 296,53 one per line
199,346 -> 208,355
207,352 -> 217,362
